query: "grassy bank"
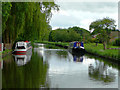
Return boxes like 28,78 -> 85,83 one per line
0,49 -> 12,58
34,41 -> 69,48
84,43 -> 119,61
35,41 -> 119,61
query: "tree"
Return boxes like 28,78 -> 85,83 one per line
89,17 -> 116,50
2,2 -> 59,46
69,26 -> 91,42
49,27 -> 89,42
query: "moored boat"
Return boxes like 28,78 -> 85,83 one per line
68,41 -> 85,52
13,41 -> 32,55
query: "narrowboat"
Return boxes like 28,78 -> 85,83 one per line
13,41 -> 32,55
68,41 -> 85,52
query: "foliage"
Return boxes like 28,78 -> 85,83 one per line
89,17 -> 116,49
90,17 -> 116,34
2,2 -> 12,33
2,2 -> 59,44
113,39 -> 120,46
0,49 -> 12,57
35,41 -> 69,47
90,38 -> 96,43
49,26 -> 91,42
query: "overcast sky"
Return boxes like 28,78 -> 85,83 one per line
50,1 -> 118,31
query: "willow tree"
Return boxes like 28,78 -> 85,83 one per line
2,2 -> 59,45
2,2 -> 29,43
89,17 -> 116,50
2,2 -> 12,43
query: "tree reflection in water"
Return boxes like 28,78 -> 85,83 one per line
88,61 -> 116,83
2,51 -> 49,88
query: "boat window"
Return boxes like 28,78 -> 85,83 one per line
17,46 -> 25,49
27,43 -> 31,48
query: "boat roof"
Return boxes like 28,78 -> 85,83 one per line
25,41 -> 29,43
17,41 -> 30,43
16,41 -> 31,45
69,41 -> 84,44
70,41 -> 79,43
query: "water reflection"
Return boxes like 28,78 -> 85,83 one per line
2,51 -> 48,88
14,52 -> 32,66
88,61 -> 116,83
72,52 -> 84,62
68,49 -> 85,62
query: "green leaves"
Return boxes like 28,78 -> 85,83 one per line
2,2 -> 59,44
49,27 -> 91,42
2,2 -> 12,33
89,17 -> 116,33
89,17 -> 116,49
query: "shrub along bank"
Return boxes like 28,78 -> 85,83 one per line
1,49 -> 12,58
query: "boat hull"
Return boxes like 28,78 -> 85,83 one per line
72,48 -> 85,53
13,47 -> 32,55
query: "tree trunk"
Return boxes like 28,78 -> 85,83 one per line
103,42 -> 106,50
96,42 -> 98,46
6,30 -> 9,43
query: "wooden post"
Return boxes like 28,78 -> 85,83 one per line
0,43 -> 3,52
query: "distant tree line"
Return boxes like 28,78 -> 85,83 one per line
2,2 -> 59,45
49,26 -> 91,42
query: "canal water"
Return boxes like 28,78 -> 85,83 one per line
2,43 -> 119,88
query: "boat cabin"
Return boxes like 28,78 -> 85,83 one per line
69,41 -> 84,49
14,41 -> 32,55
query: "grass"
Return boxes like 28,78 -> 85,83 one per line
84,43 -> 119,60
35,41 -> 119,61
35,41 -> 69,46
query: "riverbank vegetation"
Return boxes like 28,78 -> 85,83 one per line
2,2 -> 59,48
35,41 -> 69,46
0,49 -> 12,58
84,43 -> 119,60
35,41 -> 119,61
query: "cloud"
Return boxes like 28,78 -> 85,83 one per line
50,2 -> 118,30
56,0 -> 119,2
57,2 -> 118,13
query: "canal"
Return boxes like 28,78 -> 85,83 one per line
2,43 -> 119,88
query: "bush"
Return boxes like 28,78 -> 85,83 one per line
90,38 -> 96,43
113,39 -> 120,46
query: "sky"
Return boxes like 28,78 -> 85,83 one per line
50,0 -> 118,31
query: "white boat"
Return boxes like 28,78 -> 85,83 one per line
14,41 -> 32,55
